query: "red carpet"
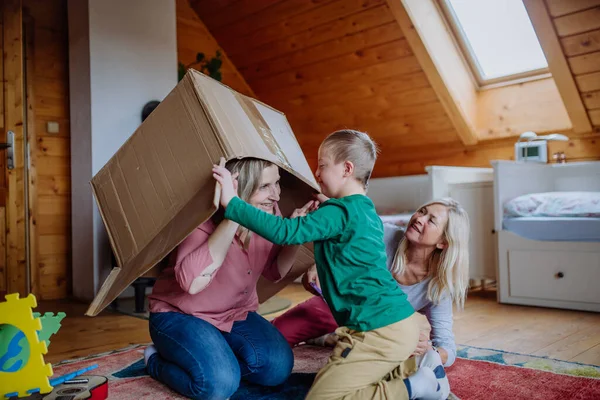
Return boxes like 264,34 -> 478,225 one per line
49,344 -> 600,399
448,357 -> 600,400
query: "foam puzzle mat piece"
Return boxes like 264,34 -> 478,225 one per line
0,294 -> 53,398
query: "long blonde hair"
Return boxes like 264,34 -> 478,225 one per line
391,198 -> 470,308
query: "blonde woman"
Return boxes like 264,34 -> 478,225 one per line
145,158 -> 316,400
273,198 -> 469,397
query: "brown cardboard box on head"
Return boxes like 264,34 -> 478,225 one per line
86,70 -> 319,316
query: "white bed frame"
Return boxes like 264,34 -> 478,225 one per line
368,165 -> 496,282
492,160 -> 600,312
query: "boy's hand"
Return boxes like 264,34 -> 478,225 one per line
291,200 -> 318,218
212,158 -> 239,208
302,264 -> 321,296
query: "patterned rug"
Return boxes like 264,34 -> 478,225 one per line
448,345 -> 600,399
49,344 -> 600,399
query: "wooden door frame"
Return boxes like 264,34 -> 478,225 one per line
3,0 -> 29,297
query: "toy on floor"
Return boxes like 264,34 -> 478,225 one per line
6,366 -> 105,400
0,294 -> 53,399
33,312 -> 66,349
43,365 -> 107,400
49,365 -> 98,387
42,375 -> 108,400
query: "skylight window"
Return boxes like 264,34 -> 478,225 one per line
440,0 -> 549,86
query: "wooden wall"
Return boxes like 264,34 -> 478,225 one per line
23,0 -> 71,299
11,0 -> 600,300
0,6 -> 5,294
190,0 -> 463,175
547,0 -> 600,127
190,0 -> 600,176
177,0 -> 254,96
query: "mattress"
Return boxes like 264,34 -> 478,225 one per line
503,217 -> 600,242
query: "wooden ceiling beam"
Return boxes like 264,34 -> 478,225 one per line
523,0 -> 593,133
385,0 -> 479,145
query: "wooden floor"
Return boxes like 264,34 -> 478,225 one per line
37,284 -> 600,366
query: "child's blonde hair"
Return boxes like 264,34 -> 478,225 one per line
320,129 -> 379,188
391,198 -> 470,308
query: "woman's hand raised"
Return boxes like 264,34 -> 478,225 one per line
212,158 -> 239,208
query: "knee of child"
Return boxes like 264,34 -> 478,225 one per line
190,366 -> 240,399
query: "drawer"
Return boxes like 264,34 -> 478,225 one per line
508,250 -> 600,304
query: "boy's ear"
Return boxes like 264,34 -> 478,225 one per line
343,160 -> 355,177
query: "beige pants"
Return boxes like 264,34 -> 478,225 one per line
306,313 -> 420,400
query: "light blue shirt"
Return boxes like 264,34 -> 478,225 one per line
383,224 -> 457,367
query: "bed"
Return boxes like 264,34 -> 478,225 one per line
492,160 -> 600,312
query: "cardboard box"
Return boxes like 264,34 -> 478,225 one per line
86,70 -> 319,316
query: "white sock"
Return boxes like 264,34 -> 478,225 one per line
420,349 -> 449,399
404,367 -> 441,400
144,344 -> 158,365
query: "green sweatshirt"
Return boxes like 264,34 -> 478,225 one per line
224,194 -> 414,331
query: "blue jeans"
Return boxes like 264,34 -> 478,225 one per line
147,311 -> 294,400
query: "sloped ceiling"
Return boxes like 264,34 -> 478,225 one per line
190,0 -> 463,175
189,0 -> 600,176
544,0 -> 600,126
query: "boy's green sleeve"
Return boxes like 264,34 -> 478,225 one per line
224,197 -> 346,245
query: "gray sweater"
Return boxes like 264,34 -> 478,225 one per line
383,224 -> 457,367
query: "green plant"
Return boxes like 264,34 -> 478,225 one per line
178,50 -> 223,82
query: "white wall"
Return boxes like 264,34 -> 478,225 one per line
367,175 -> 430,212
88,0 -> 177,173
69,0 -> 177,300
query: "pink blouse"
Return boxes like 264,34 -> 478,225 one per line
148,216 -> 282,332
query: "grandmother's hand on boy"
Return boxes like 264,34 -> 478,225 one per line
412,331 -> 432,356
212,161 -> 239,208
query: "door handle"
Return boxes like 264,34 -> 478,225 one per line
1,131 -> 15,170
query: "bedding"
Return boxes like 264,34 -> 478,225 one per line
503,217 -> 600,242
504,192 -> 600,218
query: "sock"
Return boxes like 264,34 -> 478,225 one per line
404,367 -> 441,400
420,349 -> 450,399
144,344 -> 158,365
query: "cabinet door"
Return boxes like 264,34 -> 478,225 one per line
449,182 -> 496,280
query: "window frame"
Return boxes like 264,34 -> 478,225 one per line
437,0 -> 550,89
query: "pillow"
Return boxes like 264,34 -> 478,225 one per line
504,192 -> 600,218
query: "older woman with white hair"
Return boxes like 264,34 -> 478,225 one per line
272,198 -> 470,398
